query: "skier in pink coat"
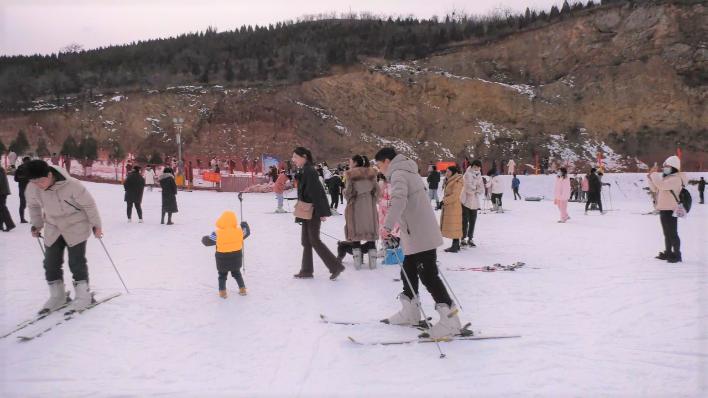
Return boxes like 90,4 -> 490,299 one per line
554,167 -> 572,223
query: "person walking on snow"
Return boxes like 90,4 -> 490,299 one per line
554,167 -> 571,223
291,147 -> 345,280
507,159 -> 516,175
123,166 -> 145,223
427,165 -> 441,209
698,177 -> 705,204
159,167 -> 178,225
580,174 -> 589,202
343,154 -> 380,269
511,174 -> 521,200
25,160 -> 103,314
273,169 -> 289,213
326,171 -> 343,215
487,169 -> 503,211
461,160 -> 484,247
648,156 -> 687,263
375,147 -> 462,339
145,165 -> 157,191
0,166 -> 16,232
14,156 -> 31,223
440,166 -> 463,253
201,211 -> 251,298
584,168 -> 604,214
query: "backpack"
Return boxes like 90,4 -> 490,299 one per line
670,186 -> 692,217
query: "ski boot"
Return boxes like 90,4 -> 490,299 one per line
39,280 -> 71,315
352,248 -> 363,270
381,294 -> 422,326
367,249 -> 377,269
427,303 -> 463,339
66,281 -> 93,314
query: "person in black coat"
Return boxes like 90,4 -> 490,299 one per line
14,156 -> 30,223
159,167 -> 178,225
326,172 -> 343,212
123,166 -> 146,222
584,168 -> 604,214
0,166 -> 16,232
291,147 -> 345,280
427,165 -> 441,207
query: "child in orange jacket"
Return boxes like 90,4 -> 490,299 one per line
201,211 -> 251,298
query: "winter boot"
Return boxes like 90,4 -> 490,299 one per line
382,294 -> 422,326
352,248 -> 363,270
368,249 -> 377,269
219,290 -> 228,299
239,287 -> 248,296
655,251 -> 669,260
667,252 -> 682,263
39,280 -> 70,315
66,280 -> 92,314
428,303 -> 463,339
444,239 -> 460,253
275,207 -> 286,213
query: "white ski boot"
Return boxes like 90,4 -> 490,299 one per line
382,294 -> 422,325
429,303 -> 463,339
275,207 -> 287,213
352,248 -> 363,270
367,249 -> 377,269
66,280 -> 93,313
39,280 -> 70,315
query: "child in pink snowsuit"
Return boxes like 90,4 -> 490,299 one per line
554,167 -> 571,223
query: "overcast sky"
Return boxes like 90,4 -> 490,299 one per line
1,0 -> 563,57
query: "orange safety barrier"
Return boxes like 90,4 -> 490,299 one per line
202,171 -> 222,183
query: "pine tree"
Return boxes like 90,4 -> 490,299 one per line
224,59 -> 235,82
9,129 -> 30,155
561,1 -> 572,14
60,135 -> 79,158
36,137 -> 50,157
550,6 -> 561,19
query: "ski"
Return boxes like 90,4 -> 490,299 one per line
1,293 -> 72,339
17,293 -> 121,342
447,262 -> 529,272
320,314 -> 430,329
347,334 -> 521,346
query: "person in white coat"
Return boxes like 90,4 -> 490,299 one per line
145,165 -> 157,191
647,155 -> 687,263
553,167 -> 571,223
507,159 -> 516,175
487,169 -> 504,211
460,160 -> 484,247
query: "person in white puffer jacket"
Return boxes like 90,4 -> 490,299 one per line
647,155 -> 688,263
460,159 -> 484,247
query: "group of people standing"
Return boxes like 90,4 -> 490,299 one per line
122,165 -> 179,224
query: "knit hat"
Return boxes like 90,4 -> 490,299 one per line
25,160 -> 52,179
663,155 -> 681,171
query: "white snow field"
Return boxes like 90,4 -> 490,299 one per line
1,173 -> 706,397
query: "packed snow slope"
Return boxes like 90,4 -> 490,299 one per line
1,173 -> 706,397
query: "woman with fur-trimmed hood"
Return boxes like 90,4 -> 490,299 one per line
343,155 -> 380,269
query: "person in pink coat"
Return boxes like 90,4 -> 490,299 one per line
377,174 -> 400,239
554,167 -> 571,223
580,174 -> 589,201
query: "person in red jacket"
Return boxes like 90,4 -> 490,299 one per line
273,169 -> 288,213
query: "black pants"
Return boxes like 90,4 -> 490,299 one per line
19,184 -> 27,220
585,192 -> 603,212
461,206 -> 478,240
330,193 -> 339,210
300,217 -> 342,275
700,190 -> 704,203
127,201 -> 143,220
43,236 -> 88,282
0,195 -> 15,230
161,211 -> 173,223
513,188 -> 521,200
491,193 -> 503,208
659,210 -> 680,255
400,249 -> 452,306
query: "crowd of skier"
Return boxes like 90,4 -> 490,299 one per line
0,146 -> 702,339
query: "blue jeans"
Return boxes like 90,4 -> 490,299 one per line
276,193 -> 284,208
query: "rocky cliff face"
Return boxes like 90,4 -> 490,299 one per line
1,2 -> 706,171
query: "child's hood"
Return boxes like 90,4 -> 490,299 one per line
216,211 -> 239,229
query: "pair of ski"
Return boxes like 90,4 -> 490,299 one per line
4,293 -> 121,342
447,262 -> 529,272
320,314 -> 520,346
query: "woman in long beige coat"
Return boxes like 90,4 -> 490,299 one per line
440,166 -> 463,253
344,155 -> 380,269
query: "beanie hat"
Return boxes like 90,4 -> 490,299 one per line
663,155 -> 681,171
25,160 -> 52,179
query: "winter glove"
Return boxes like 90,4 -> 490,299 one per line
201,236 -> 216,247
240,221 -> 249,229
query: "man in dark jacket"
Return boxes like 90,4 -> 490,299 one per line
123,166 -> 146,222
585,168 -> 604,214
326,172 -> 343,214
0,166 -> 16,232
698,177 -> 705,204
426,165 -> 441,208
14,156 -> 31,223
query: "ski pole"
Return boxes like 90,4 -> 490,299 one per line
97,237 -> 130,294
238,192 -> 246,273
436,266 -> 464,312
320,230 -> 340,242
391,244 -> 446,359
36,237 -> 45,255
614,180 -> 628,199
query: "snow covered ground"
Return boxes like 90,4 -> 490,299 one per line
1,173 -> 706,397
